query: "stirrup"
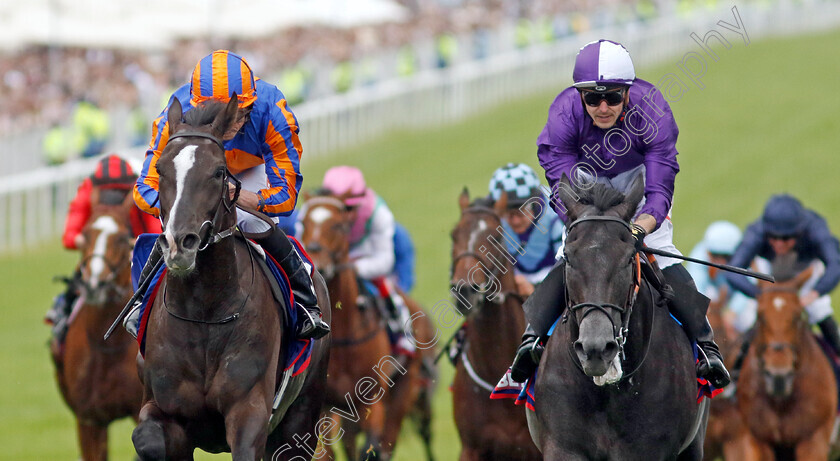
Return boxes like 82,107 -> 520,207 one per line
298,306 -> 330,340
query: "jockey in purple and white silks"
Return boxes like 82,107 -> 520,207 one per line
509,39 -> 731,388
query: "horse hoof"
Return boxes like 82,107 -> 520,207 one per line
132,420 -> 166,460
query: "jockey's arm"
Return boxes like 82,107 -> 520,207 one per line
633,213 -> 657,234
724,223 -> 763,298
63,178 -> 93,250
252,96 -> 302,217
353,205 -> 396,280
638,113 -> 679,232
811,217 -> 840,296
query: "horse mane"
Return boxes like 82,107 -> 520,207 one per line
572,182 -> 626,214
771,252 -> 805,282
182,100 -> 227,127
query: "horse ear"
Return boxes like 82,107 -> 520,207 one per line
494,192 -> 508,216
122,188 -> 136,212
167,98 -> 183,137
211,93 -> 240,139
614,175 -> 645,222
302,189 -> 312,202
459,187 -> 470,211
555,174 -> 584,222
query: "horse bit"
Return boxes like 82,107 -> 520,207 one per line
564,215 -> 642,360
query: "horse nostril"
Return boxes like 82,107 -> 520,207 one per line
308,243 -> 322,253
574,341 -> 585,357
603,341 -> 619,359
181,233 -> 200,251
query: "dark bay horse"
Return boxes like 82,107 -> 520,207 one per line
131,96 -> 330,460
51,193 -> 143,461
530,176 -> 708,460
449,189 -> 541,461
298,190 -> 435,461
737,256 -> 836,460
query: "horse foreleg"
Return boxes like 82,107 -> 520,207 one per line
795,419 -> 834,461
225,394 -> 271,461
381,365 -> 421,459
724,430 -> 764,461
77,420 -> 108,461
133,402 -> 193,461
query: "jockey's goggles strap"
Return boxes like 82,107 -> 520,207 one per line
169,131 -> 226,151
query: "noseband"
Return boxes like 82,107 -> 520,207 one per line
168,131 -> 240,250
450,206 -> 521,306
564,215 -> 642,361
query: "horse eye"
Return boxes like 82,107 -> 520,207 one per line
214,168 -> 225,179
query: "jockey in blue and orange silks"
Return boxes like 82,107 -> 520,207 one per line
509,39 -> 730,388
128,50 -> 329,340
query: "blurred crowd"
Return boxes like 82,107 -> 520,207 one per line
0,0 -> 680,166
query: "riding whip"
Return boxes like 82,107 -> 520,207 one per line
103,256 -> 165,341
641,247 -> 775,283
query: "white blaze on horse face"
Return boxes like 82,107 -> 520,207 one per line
165,145 -> 198,239
309,206 -> 334,225
773,296 -> 786,311
90,215 -> 119,288
468,219 -> 488,252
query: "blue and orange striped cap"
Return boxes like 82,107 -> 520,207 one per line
190,50 -> 257,108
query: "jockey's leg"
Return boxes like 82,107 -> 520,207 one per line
123,241 -> 163,338
817,317 -> 840,358
662,264 -> 731,388
380,278 -> 416,357
46,269 -> 81,345
510,260 -> 567,383
255,224 -> 330,340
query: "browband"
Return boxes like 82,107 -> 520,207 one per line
169,131 -> 225,150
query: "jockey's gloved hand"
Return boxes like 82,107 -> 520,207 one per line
630,223 -> 647,251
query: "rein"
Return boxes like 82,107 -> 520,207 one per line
161,228 -> 256,325
562,215 -> 655,381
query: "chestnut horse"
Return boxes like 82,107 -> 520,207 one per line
449,189 -> 541,461
130,97 -> 330,460
298,190 -> 436,461
737,256 -> 836,460
51,192 -> 143,461
703,284 -> 760,461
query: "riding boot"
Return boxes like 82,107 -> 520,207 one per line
818,317 -> 840,360
662,264 -> 731,388
257,227 -> 330,340
46,270 -> 81,344
511,324 -> 544,383
123,241 -> 163,338
385,283 -> 416,357
509,259 -> 567,383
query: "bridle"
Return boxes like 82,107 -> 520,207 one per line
167,131 -> 240,251
754,285 -> 805,373
78,231 -> 134,301
299,196 -> 354,282
563,215 -> 648,375
450,205 -> 523,307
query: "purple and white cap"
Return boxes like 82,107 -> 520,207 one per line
572,39 -> 636,89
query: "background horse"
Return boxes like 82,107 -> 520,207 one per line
449,189 -> 541,461
50,192 -> 143,461
130,96 -> 330,461
299,189 -> 435,461
737,255 -> 837,460
704,285 -> 760,461
530,176 -> 708,460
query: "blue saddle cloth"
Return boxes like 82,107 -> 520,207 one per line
131,233 -> 312,376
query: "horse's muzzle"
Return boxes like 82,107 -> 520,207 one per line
575,337 -> 620,377
160,232 -> 199,275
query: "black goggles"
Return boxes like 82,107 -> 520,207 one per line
580,89 -> 625,107
767,232 -> 798,241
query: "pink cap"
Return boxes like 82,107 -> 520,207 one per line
322,166 -> 368,206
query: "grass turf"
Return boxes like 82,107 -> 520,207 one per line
2,25 -> 840,460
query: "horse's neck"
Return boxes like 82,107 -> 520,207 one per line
327,266 -> 366,333
465,272 -> 524,368
165,240 -> 245,309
